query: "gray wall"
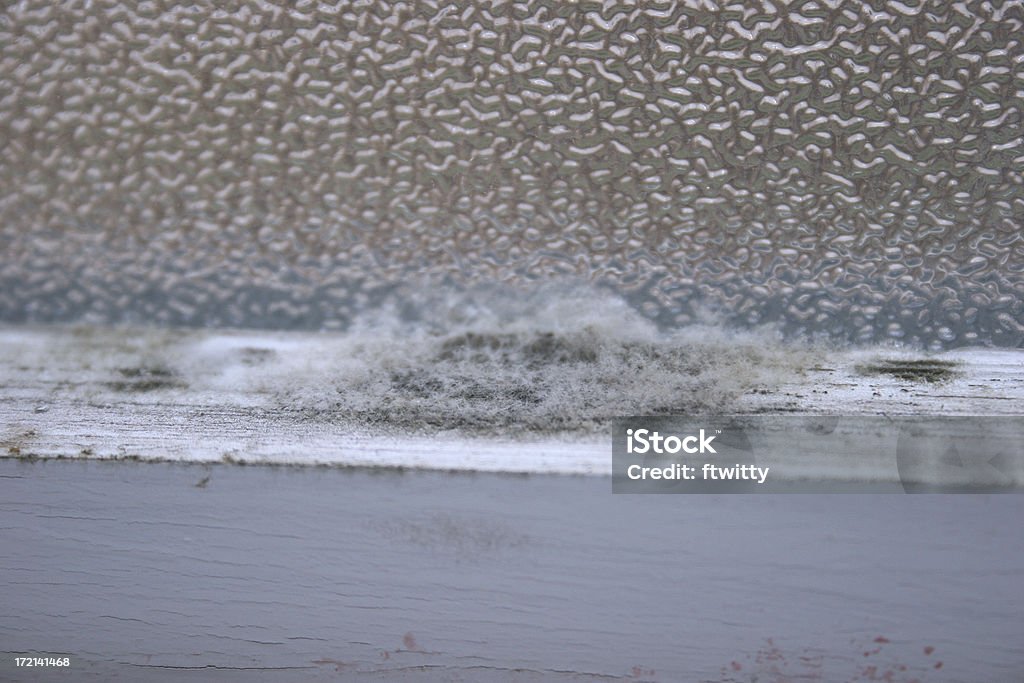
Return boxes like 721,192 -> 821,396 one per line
1,0 -> 1022,346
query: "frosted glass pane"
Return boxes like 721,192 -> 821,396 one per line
1,0 -> 1021,347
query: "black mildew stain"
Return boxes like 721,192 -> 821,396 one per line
105,366 -> 186,392
856,358 -> 960,383
434,331 -> 598,366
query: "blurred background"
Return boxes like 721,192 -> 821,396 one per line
1,0 -> 1021,347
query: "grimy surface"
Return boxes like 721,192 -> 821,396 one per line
2,323 -> 1022,476
2,461 -> 1023,682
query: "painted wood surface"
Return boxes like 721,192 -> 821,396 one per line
3,461 -> 1023,682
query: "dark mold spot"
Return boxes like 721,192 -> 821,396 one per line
389,370 -> 444,398
856,358 -> 959,383
435,331 -> 597,366
456,382 -> 540,405
106,366 -> 186,392
105,379 -> 185,392
238,347 -> 277,365
117,366 -> 173,378
435,332 -> 512,360
522,332 -> 597,365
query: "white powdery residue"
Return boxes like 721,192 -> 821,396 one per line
0,287 -> 820,440
208,286 -> 819,436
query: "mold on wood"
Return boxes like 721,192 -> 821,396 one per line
855,358 -> 960,384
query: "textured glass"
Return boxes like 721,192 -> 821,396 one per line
1,0 -> 1021,347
